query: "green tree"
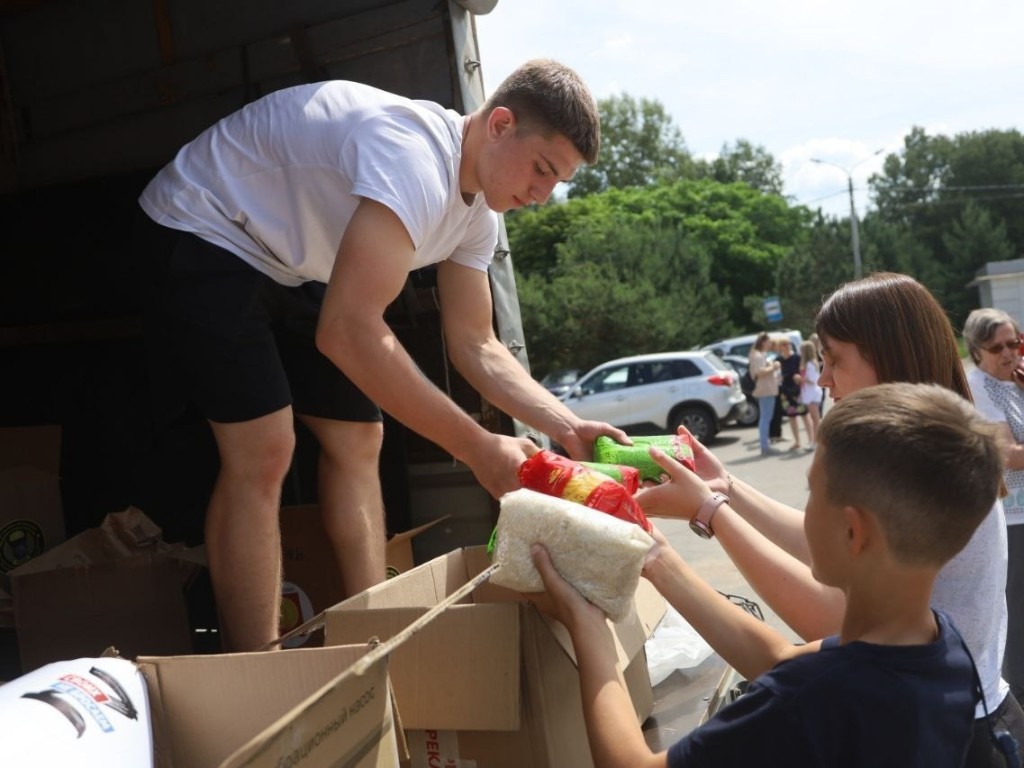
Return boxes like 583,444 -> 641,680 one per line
942,201 -> 1016,324
860,215 -> 945,298
870,126 -> 1024,317
517,213 -> 732,376
566,94 -> 695,198
508,179 -> 807,367
697,139 -> 785,197
772,214 -> 854,334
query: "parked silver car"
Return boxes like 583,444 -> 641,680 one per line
700,329 -> 803,360
538,368 -> 583,398
561,351 -> 746,443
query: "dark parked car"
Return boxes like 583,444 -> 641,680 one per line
539,368 -> 583,398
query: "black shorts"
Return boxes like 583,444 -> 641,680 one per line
135,211 -> 381,425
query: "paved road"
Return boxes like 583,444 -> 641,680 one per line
656,419 -> 818,643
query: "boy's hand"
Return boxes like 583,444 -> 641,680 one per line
525,544 -> 605,628
640,523 -> 674,577
634,446 -> 715,521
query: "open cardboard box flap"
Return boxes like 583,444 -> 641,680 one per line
134,550 -> 498,768
327,547 -> 521,731
323,545 -> 667,744
10,506 -> 199,579
10,507 -> 204,671
139,644 -> 403,768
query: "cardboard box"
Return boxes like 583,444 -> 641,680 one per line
147,548 -> 496,767
279,505 -> 447,648
138,643 -> 402,768
323,545 -> 667,768
0,426 -> 65,628
9,507 -> 200,672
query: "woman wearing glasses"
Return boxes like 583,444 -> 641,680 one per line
965,307 -> 1024,706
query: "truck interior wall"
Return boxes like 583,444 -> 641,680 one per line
0,171 -> 484,545
1,0 -> 461,188
0,0 -> 506,597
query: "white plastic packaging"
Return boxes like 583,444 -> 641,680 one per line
491,488 -> 654,621
645,603 -> 715,685
0,655 -> 153,766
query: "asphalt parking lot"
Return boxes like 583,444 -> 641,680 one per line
656,419 -> 819,643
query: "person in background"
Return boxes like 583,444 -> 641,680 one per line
964,307 -> 1024,703
531,382 -> 999,766
133,59 -> 628,652
748,332 -> 780,457
810,331 -> 828,412
776,336 -> 811,450
798,339 -> 824,449
639,273 -> 1024,766
768,336 -> 785,444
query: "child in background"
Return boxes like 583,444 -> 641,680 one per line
798,339 -> 824,448
528,382 -> 1001,767
776,336 -> 811,450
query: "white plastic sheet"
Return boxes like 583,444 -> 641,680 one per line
645,603 -> 715,686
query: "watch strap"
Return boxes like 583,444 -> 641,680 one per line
689,492 -> 729,539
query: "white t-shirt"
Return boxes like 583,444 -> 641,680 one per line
139,81 -> 498,286
932,495 -> 1010,716
968,366 -> 1024,526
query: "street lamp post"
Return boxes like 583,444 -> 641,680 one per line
810,149 -> 884,280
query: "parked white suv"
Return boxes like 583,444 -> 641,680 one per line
560,351 -> 747,443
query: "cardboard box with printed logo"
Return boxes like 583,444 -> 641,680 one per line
323,545 -> 667,768
9,507 -> 200,672
0,426 -> 66,628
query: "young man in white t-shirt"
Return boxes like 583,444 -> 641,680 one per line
134,59 -> 627,652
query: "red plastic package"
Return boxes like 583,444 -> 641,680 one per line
517,450 -> 653,533
578,462 -> 641,494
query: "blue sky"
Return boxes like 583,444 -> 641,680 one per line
474,0 -> 1024,219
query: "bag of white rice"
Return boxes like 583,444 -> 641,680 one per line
490,488 -> 655,622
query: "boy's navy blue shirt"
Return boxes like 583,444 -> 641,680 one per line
668,610 -> 976,767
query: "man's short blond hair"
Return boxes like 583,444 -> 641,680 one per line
483,59 -> 600,164
817,382 -> 1001,566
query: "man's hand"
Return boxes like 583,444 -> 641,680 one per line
465,434 -> 539,499
556,420 -> 631,461
634,445 -> 714,521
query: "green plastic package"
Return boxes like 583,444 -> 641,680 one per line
592,434 -> 696,482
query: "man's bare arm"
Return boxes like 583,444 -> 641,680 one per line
316,199 -> 534,497
436,258 -> 629,460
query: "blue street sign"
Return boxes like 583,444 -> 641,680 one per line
764,296 -> 783,323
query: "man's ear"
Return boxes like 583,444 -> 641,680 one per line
486,106 -> 516,139
842,505 -> 871,556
